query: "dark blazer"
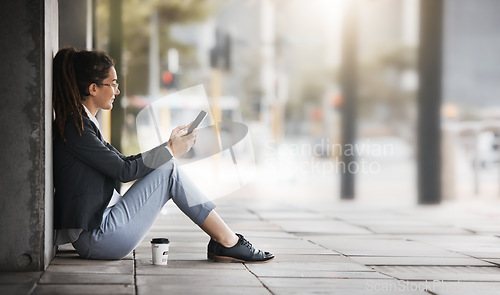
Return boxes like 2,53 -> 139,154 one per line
53,114 -> 172,231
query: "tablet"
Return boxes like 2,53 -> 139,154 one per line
185,110 -> 207,136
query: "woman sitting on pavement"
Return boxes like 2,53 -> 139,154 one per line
52,47 -> 274,263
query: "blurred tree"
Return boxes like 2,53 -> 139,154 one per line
96,0 -> 214,95
284,66 -> 334,125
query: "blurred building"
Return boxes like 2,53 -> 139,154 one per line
443,0 -> 500,111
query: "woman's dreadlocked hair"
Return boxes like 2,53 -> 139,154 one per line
53,47 -> 114,140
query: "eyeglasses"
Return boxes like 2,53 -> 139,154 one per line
100,82 -> 119,90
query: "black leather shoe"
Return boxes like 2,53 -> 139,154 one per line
212,233 -> 275,263
207,238 -> 216,260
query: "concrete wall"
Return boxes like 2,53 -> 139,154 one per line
0,0 -> 58,271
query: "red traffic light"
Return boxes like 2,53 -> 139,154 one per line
162,71 -> 173,84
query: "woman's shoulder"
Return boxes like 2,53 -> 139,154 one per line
67,113 -> 94,128
54,113 -> 95,139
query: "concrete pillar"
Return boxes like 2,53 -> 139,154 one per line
0,0 -> 58,271
418,0 -> 443,204
59,0 -> 92,49
340,0 -> 359,200
109,0 -> 124,151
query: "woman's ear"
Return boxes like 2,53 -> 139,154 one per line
88,83 -> 97,96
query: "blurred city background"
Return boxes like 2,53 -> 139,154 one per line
5,0 -> 500,277
70,0 -> 500,205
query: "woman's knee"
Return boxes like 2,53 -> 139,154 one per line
155,160 -> 178,178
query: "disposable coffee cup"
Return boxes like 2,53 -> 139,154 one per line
151,238 -> 170,265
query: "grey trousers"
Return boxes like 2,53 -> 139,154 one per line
73,160 -> 216,260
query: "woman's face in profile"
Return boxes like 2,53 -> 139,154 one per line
93,67 -> 120,111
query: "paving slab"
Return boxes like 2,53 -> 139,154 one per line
39,273 -> 133,284
304,234 -> 404,241
45,264 -> 133,275
266,247 -> 339,255
136,266 -> 250,276
136,274 -> 262,287
32,284 -> 135,295
213,213 -> 262,221
459,252 -> 500,259
423,281 -> 500,295
225,222 -> 284,232
246,259 -> 373,273
482,258 -> 500,266
50,257 -> 133,266
366,226 -> 470,235
135,258 -> 247,270
272,254 -> 343,262
405,235 -> 500,253
137,285 -> 270,295
256,211 -> 328,220
374,265 -> 500,282
237,202 -> 299,212
0,284 -> 36,295
57,252 -> 133,261
260,278 -> 431,295
461,225 -> 500,234
0,272 -> 41,284
51,252 -> 80,259
252,269 -> 389,279
270,219 -> 372,235
347,219 -> 435,226
350,256 -> 494,266
309,237 -> 468,257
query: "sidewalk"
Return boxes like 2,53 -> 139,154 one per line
3,195 -> 500,294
